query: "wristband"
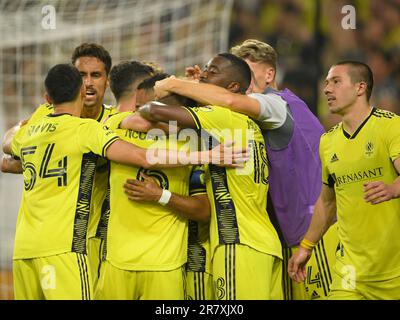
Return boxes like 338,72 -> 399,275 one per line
158,189 -> 172,206
300,238 -> 316,251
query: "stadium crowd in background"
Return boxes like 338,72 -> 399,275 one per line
230,0 -> 400,126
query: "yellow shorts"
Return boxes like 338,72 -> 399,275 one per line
329,268 -> 400,300
186,271 -> 214,300
212,244 -> 283,300
13,252 -> 92,300
87,237 -> 104,292
282,223 -> 338,300
95,260 -> 186,300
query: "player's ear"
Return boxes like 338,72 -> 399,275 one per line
264,67 -> 275,86
44,92 -> 53,104
227,81 -> 240,93
357,82 -> 367,97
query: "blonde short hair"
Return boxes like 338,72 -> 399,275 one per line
141,61 -> 165,75
231,39 -> 277,69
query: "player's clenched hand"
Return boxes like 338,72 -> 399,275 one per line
154,76 -> 176,99
288,247 -> 312,283
124,173 -> 162,202
185,65 -> 202,80
1,154 -> 23,174
363,181 -> 397,204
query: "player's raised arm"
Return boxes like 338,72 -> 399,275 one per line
155,75 -> 262,119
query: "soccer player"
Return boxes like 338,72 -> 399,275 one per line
116,65 -> 213,300
2,43 -> 117,291
91,60 -> 155,284
123,167 -> 213,300
71,43 -> 116,292
122,96 -> 213,300
10,63 -> 244,300
288,61 -> 400,300
109,60 -> 154,112
3,42 -> 114,156
138,53 -> 283,300
136,73 -> 171,107
153,39 -> 336,300
95,69 -> 211,300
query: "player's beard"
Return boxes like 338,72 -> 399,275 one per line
84,91 -> 102,108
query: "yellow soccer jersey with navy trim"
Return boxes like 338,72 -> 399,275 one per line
30,103 -> 55,120
87,104 -> 117,239
104,111 -> 193,271
185,105 -> 282,260
11,113 -> 119,259
187,165 -> 211,274
13,104 -> 55,147
14,103 -> 117,240
320,107 -> 400,281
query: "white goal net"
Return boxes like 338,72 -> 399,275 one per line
0,0 -> 234,299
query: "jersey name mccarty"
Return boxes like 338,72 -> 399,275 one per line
124,129 -> 159,141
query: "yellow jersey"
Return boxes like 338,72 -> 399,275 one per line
11,113 -> 119,259
104,112 -> 195,271
187,165 -> 210,274
87,104 -> 117,239
14,103 -> 116,240
320,107 -> 400,281
185,105 -> 282,259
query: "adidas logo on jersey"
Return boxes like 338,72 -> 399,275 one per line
330,153 -> 339,163
311,290 -> 320,299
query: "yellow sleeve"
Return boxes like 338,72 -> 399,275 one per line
385,116 -> 400,162
184,105 -> 231,131
30,104 -> 54,122
11,131 -> 22,159
319,135 -> 333,187
10,124 -> 30,159
104,111 -> 133,130
76,120 -> 119,157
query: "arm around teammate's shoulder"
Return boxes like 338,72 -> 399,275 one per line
154,77 -> 262,118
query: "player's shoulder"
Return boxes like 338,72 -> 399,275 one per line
39,102 -> 54,111
322,122 -> 341,138
370,108 -> 400,135
371,108 -> 398,121
104,111 -> 133,128
97,104 -> 117,123
77,116 -> 102,127
190,105 -> 216,113
31,103 -> 54,117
